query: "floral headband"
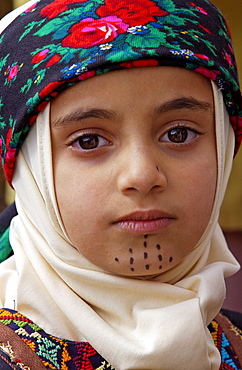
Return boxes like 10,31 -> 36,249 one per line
0,0 -> 241,184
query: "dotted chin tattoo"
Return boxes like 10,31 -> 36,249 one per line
129,247 -> 135,272
114,234 -> 174,273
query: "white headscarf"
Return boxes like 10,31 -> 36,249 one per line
0,2 -> 240,369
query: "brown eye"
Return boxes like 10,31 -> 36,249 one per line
71,133 -> 111,151
78,135 -> 99,149
168,127 -> 188,143
160,126 -> 201,145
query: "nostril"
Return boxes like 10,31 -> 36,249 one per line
126,187 -> 136,191
117,159 -> 168,195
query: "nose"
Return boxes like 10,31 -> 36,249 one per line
117,146 -> 168,196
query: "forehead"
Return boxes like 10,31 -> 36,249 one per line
51,66 -> 214,118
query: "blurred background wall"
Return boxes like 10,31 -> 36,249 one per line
211,0 -> 242,232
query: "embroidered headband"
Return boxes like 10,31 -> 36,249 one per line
0,0 -> 241,184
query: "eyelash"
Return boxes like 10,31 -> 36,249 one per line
160,125 -> 204,146
69,132 -> 111,151
68,125 -> 204,152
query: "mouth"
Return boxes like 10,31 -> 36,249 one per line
113,210 -> 175,234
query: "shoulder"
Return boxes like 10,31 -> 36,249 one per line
0,309 -> 46,369
220,308 -> 242,330
209,309 -> 242,370
0,350 -> 21,370
0,308 -> 111,370
0,203 -> 16,263
0,203 -> 17,235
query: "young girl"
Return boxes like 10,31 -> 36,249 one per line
0,0 -> 241,369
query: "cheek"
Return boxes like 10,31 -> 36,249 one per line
197,156 -> 217,203
54,161 -> 110,244
181,155 -> 217,232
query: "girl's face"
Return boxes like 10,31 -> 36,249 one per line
51,67 -> 216,276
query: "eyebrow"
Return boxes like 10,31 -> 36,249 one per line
51,97 -> 212,128
154,97 -> 213,115
52,108 -> 117,128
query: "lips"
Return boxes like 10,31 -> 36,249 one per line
113,210 -> 175,234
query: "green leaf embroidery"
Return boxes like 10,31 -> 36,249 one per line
106,47 -> 141,63
26,93 -> 41,112
218,27 -> 231,44
34,4 -> 95,40
158,0 -> 176,12
21,69 -> 46,95
0,227 -> 12,263
19,20 -> 45,42
163,25 -> 178,39
206,60 -> 216,67
163,14 -> 187,26
0,120 -> 6,130
0,54 -> 10,72
175,9 -> 199,17
126,27 -> 166,49
78,1 -> 96,15
220,66 -> 239,90
197,37 -> 216,56
8,116 -> 17,132
33,69 -> 46,85
34,17 -> 74,38
0,33 -> 5,44
21,78 -> 34,94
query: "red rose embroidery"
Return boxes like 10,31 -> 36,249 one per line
198,24 -> 211,35
78,70 -> 96,80
222,52 -> 233,67
46,54 -> 62,67
4,129 -> 17,184
31,49 -> 50,64
194,53 -> 210,60
62,16 -> 129,48
96,0 -> 168,27
39,81 -> 65,99
41,0 -> 87,18
194,66 -> 220,82
4,64 -> 23,82
189,2 -> 208,15
7,66 -> 19,81
228,43 -> 235,57
120,59 -> 159,69
24,2 -> 38,13
4,156 -> 15,185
